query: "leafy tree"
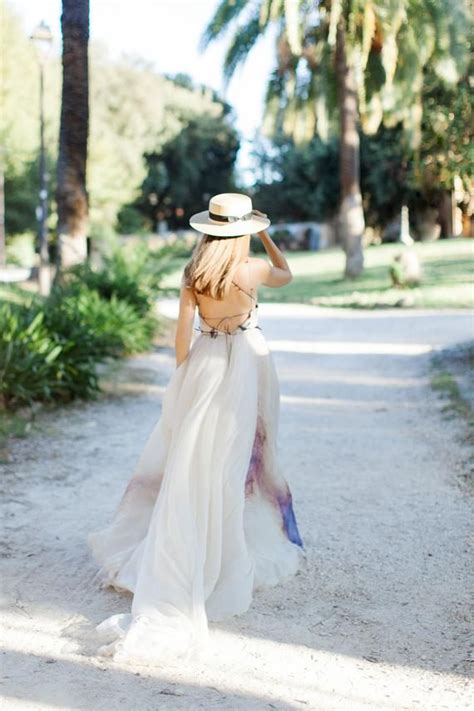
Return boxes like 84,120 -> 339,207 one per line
359,123 -> 409,232
414,61 -> 473,236
254,87 -> 472,241
202,0 -> 470,276
2,4 -> 236,244
4,155 -> 56,237
253,136 -> 340,223
1,4 -> 61,174
2,3 -> 61,256
362,52 -> 473,237
133,115 -> 239,231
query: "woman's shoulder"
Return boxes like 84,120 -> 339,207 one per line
247,256 -> 272,283
233,256 -> 266,277
236,256 -> 269,274
247,256 -> 267,266
231,257 -> 269,291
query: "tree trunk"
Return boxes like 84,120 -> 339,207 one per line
335,17 -> 365,278
56,0 -> 89,269
0,169 -> 5,266
437,190 -> 454,238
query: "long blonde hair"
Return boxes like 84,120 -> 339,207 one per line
183,234 -> 249,300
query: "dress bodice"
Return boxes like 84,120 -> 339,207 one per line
194,259 -> 260,338
197,302 -> 259,336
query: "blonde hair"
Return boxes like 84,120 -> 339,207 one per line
183,234 -> 248,300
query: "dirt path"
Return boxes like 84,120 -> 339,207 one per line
1,304 -> 473,710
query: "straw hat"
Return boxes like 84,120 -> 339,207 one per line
189,193 -> 270,238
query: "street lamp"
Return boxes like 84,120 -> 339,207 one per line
30,21 -> 53,295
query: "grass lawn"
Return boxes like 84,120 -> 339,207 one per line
430,341 -> 474,485
161,238 -> 474,309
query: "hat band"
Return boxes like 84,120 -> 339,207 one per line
209,210 -> 253,224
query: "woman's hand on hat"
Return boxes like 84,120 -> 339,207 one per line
252,209 -> 269,237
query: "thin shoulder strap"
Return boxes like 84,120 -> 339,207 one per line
231,259 -> 255,302
245,258 -> 256,301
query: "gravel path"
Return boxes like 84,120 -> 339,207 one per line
1,304 -> 473,710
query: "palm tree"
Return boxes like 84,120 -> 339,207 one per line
56,0 -> 90,269
202,0 -> 469,277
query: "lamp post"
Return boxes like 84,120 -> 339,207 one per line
30,21 -> 53,295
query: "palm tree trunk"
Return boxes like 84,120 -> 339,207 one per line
56,0 -> 89,269
0,169 -> 5,267
335,16 -> 365,278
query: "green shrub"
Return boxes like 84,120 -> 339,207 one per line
67,259 -> 152,318
45,284 -> 157,357
116,205 -> 146,234
65,243 -> 184,316
0,302 -> 100,409
0,291 -> 157,410
0,242 -> 183,410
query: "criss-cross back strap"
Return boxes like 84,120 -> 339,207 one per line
231,259 -> 256,304
194,259 -> 258,334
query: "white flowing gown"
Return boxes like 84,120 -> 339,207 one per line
88,288 -> 305,665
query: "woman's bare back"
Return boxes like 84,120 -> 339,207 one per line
193,257 -> 258,334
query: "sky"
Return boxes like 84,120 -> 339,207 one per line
13,0 -> 276,183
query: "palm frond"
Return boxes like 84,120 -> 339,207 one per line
205,0 -> 471,152
200,0 -> 251,50
378,2 -> 406,89
260,0 -> 285,26
361,1 -> 376,70
284,0 -> 303,54
328,0 -> 342,47
262,70 -> 286,136
312,43 -> 338,141
427,0 -> 470,83
222,13 -> 264,82
263,60 -> 315,142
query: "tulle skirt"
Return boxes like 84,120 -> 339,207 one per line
88,318 -> 305,666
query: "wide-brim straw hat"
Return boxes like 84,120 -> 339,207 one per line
189,193 -> 270,238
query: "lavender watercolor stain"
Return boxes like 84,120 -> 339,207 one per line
245,415 -> 304,549
245,416 -> 265,497
276,490 -> 304,548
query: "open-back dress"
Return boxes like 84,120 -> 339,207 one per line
87,259 -> 305,665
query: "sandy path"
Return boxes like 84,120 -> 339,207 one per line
1,304 -> 473,710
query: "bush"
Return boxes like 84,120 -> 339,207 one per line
0,242 -> 185,410
67,260 -> 152,318
65,242 -> 184,315
0,288 -> 159,410
116,205 -> 146,234
45,284 -> 157,357
0,302 -> 100,409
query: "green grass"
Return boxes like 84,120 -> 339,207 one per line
161,238 -> 474,309
430,343 -> 474,486
431,370 -> 473,421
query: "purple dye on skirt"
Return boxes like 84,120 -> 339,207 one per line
245,416 -> 304,548
276,490 -> 304,548
245,416 -> 265,497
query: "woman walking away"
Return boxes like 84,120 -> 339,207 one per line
88,193 -> 305,665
